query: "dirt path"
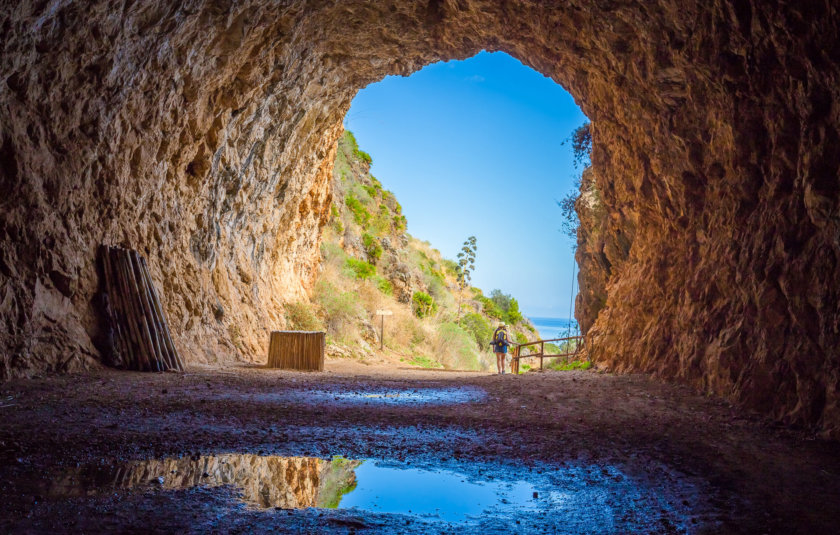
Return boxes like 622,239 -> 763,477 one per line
1,360 -> 838,533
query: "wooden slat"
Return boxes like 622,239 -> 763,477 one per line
99,245 -> 184,372
267,331 -> 325,371
114,249 -> 151,371
139,256 -> 184,371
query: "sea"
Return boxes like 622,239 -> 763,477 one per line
528,316 -> 579,340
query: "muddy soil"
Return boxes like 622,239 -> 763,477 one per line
1,360 -> 838,534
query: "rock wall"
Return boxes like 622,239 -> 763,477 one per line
1,1 -> 838,435
575,167 -> 630,335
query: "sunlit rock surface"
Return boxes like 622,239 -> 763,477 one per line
0,2 -> 838,435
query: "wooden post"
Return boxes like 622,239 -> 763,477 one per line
267,331 -> 325,371
375,310 -> 392,351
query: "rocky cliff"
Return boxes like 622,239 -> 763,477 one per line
1,2 -> 838,435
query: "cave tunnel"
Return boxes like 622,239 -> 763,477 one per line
2,1 -> 840,530
1,0 -> 839,432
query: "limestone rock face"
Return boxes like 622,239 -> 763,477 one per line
575,167 -> 630,335
0,1 -> 838,435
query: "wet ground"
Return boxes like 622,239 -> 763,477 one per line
1,361 -> 839,533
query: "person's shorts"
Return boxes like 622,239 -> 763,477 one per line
495,346 -> 508,354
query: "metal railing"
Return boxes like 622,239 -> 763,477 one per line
509,335 -> 585,374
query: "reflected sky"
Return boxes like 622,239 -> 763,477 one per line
341,461 -> 537,521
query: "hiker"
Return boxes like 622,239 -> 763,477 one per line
491,323 -> 511,375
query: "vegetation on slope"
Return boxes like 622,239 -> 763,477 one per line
283,130 -> 539,370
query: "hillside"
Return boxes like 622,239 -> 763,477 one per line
284,130 -> 538,371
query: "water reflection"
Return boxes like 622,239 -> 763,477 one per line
46,454 -> 702,529
342,461 -> 537,521
50,454 -> 360,509
49,454 -> 536,520
304,387 -> 486,405
238,386 -> 486,406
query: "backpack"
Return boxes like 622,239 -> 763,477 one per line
494,329 -> 507,346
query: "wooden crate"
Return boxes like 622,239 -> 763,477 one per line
267,331 -> 325,371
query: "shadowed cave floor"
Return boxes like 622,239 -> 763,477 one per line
1,361 -> 838,534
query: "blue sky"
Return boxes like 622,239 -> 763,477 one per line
344,51 -> 588,319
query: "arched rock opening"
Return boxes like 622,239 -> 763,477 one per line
0,1 -> 838,435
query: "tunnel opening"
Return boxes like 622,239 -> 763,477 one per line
0,1 -> 838,436
317,49 -> 590,372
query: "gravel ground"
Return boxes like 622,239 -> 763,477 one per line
1,360 -> 838,534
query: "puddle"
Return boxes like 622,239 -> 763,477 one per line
226,386 -> 486,406
340,462 -> 536,521
44,453 -> 704,529
301,387 -> 486,405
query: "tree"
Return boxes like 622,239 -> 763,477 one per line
558,178 -> 581,240
456,236 -> 477,322
506,297 -> 523,324
562,122 -> 592,170
558,122 -> 592,243
488,289 -> 523,325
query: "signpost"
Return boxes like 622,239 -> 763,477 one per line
375,309 -> 392,350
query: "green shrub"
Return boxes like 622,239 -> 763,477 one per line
488,289 -> 524,324
314,281 -> 361,340
460,312 -> 492,350
547,359 -> 592,371
367,204 -> 388,234
544,342 -> 562,354
412,291 -> 437,318
349,182 -> 374,204
556,338 -> 580,354
345,258 -> 376,280
362,233 -> 383,263
409,355 -> 443,369
506,297 -> 524,324
355,149 -> 372,166
436,322 -> 480,370
318,457 -> 360,509
362,185 -> 379,198
392,214 -> 407,233
344,130 -> 361,152
284,302 -> 323,331
344,130 -> 371,164
515,332 -> 528,344
374,275 -> 393,296
478,296 -> 503,319
345,195 -> 370,226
